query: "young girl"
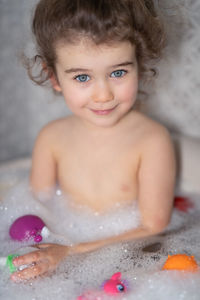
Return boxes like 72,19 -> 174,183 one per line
11,0 -> 176,282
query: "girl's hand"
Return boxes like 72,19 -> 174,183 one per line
11,243 -> 69,282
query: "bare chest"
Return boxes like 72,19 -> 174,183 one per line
57,141 -> 139,211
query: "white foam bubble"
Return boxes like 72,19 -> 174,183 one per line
0,173 -> 200,300
49,190 -> 141,244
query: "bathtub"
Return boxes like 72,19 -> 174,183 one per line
0,157 -> 200,300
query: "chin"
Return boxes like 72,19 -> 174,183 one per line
90,117 -> 122,128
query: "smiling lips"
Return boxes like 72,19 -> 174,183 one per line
90,105 -> 117,115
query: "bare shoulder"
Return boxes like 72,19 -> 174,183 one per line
129,111 -> 173,147
130,112 -> 176,176
35,116 -> 74,144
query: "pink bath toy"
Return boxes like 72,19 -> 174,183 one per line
77,272 -> 127,299
9,214 -> 50,243
103,272 -> 126,294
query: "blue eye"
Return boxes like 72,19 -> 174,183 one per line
111,70 -> 126,78
116,284 -> 125,292
75,74 -> 90,82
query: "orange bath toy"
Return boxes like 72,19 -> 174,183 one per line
162,254 -> 198,272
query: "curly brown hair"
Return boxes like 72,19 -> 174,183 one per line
26,0 -> 165,85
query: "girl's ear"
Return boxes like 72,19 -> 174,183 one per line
50,74 -> 62,92
42,62 -> 62,92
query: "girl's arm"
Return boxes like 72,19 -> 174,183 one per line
30,125 -> 57,197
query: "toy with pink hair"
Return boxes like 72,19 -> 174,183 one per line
77,272 -> 128,299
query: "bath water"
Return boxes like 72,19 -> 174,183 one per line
0,163 -> 200,300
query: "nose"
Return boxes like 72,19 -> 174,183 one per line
92,81 -> 114,103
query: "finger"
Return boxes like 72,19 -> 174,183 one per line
33,243 -> 54,249
13,249 -> 46,267
11,260 -> 50,282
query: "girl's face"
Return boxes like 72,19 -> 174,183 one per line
53,39 -> 138,128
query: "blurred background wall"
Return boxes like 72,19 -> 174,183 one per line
0,0 -> 200,163
0,0 -> 70,162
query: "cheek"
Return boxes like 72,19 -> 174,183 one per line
119,80 -> 138,103
62,86 -> 88,110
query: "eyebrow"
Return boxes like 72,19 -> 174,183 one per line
64,61 -> 134,74
111,61 -> 135,68
65,68 -> 90,74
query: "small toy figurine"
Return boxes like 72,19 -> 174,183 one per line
77,272 -> 127,299
174,196 -> 194,213
162,254 -> 198,272
9,214 -> 50,243
103,272 -> 127,294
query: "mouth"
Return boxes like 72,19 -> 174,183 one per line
90,105 -> 118,116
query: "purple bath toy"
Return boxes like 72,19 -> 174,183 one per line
9,214 -> 50,243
